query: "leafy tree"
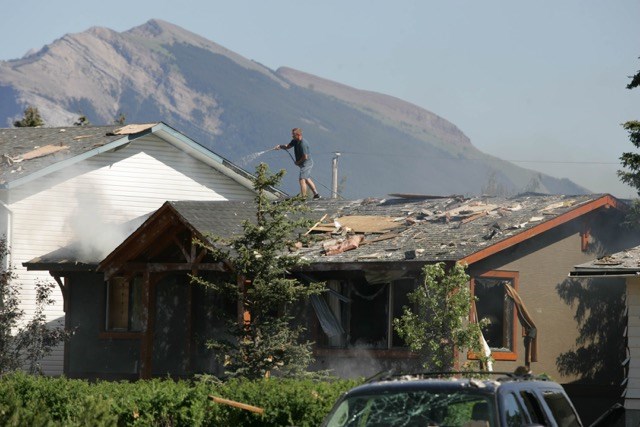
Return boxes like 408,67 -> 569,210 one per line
0,237 -> 71,374
13,106 -> 44,127
393,262 -> 487,371
192,163 -> 324,379
0,237 -> 21,372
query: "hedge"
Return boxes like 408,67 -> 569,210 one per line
0,372 -> 360,426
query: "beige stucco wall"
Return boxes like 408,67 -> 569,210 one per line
469,219 -> 626,383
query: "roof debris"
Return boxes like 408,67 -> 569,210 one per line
291,193 -> 617,263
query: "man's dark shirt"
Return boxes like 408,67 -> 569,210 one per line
290,138 -> 311,165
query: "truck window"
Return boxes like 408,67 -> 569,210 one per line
542,391 -> 580,427
503,393 -> 526,427
520,390 -> 547,425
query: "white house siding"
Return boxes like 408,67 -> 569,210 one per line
626,277 -> 640,411
7,134 -> 255,375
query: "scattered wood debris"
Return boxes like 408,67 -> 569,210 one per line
208,395 -> 264,414
324,235 -> 365,255
313,215 -> 401,234
6,144 -> 70,163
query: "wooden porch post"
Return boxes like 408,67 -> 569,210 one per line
140,270 -> 154,379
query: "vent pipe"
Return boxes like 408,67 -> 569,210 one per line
332,152 -> 341,199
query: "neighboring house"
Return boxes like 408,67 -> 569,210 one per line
0,122 -> 282,375
23,192 -> 637,423
570,246 -> 640,426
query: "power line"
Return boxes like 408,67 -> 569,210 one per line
311,151 -> 620,165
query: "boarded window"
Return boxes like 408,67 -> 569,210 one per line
106,276 -> 143,332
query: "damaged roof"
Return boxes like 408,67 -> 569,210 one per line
27,193 -> 623,273
0,122 -> 279,195
293,193 -> 622,264
0,124 -> 155,187
571,246 -> 640,277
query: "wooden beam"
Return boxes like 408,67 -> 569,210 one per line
121,262 -> 227,273
139,271 -> 154,379
173,234 -> 191,262
100,209 -> 176,276
186,281 -> 193,374
51,274 -> 67,312
304,214 -> 328,236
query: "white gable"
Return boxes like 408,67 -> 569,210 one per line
5,132 -> 255,375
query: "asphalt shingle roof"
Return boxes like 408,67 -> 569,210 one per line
572,246 -> 640,275
0,124 -> 151,186
293,193 -> 615,263
169,200 -> 256,238
25,193 -> 621,271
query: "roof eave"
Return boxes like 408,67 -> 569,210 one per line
151,123 -> 285,199
459,194 -> 623,266
569,269 -> 640,278
22,261 -> 98,272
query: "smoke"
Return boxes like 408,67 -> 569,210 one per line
66,183 -> 140,262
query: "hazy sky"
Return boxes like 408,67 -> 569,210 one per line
1,1 -> 639,197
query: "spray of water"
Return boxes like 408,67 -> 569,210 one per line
238,149 -> 273,167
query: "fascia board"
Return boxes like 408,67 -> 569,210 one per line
460,194 -> 622,266
151,123 -> 273,198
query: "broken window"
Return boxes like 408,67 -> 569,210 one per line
105,276 -> 143,332
472,272 -> 518,360
316,277 -> 414,350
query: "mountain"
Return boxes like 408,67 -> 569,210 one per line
0,19 -> 589,198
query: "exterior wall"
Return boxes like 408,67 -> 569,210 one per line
7,134 -> 255,374
468,215 -> 631,424
626,277 -> 640,417
66,272 -> 140,379
66,271 -> 227,379
468,217 -> 627,384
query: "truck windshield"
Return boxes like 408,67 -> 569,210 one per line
324,390 -> 496,427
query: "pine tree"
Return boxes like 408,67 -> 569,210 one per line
114,112 -> 126,125
618,63 -> 640,193
13,106 -> 44,127
73,115 -> 91,126
193,163 -> 323,379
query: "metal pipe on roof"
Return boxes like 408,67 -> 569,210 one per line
332,152 -> 340,199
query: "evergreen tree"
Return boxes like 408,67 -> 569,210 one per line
618,63 -> 640,193
13,106 -> 44,128
73,115 -> 91,126
192,163 -> 323,379
114,112 -> 126,125
393,262 -> 487,371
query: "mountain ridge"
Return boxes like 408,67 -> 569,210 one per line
0,19 -> 590,198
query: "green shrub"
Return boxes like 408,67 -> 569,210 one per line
0,372 -> 360,426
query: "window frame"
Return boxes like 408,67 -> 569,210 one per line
104,275 -> 143,333
313,277 -> 415,353
470,270 -> 519,361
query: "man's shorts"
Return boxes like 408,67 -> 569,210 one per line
299,159 -> 313,180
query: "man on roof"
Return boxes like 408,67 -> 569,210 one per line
275,127 -> 321,199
